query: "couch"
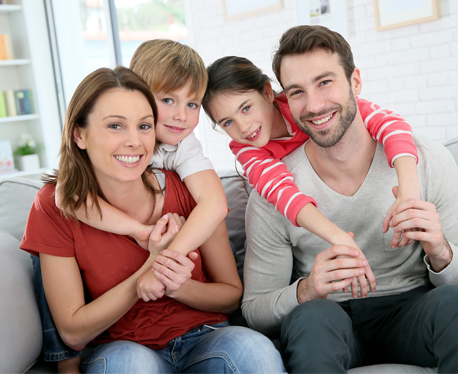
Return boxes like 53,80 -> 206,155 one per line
3,136 -> 458,374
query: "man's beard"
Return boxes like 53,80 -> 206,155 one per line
294,89 -> 358,148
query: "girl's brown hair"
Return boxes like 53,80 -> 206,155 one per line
202,56 -> 271,126
44,66 -> 159,220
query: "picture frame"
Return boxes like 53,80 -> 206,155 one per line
374,0 -> 441,31
296,0 -> 348,38
222,0 -> 282,21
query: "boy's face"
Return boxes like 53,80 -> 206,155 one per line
154,82 -> 201,146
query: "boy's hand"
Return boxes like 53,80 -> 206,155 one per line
383,186 -> 421,248
148,213 -> 186,256
137,271 -> 165,302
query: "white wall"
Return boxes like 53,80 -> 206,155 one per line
189,0 -> 458,171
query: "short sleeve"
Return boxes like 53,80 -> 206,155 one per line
162,132 -> 214,180
20,185 -> 75,258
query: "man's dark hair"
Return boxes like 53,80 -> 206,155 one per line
272,25 -> 356,87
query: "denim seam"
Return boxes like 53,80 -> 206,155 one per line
182,351 -> 238,373
43,350 -> 81,362
84,357 -> 107,374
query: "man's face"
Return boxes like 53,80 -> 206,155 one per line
280,49 -> 361,148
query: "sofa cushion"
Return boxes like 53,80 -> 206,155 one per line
0,229 -> 42,373
0,178 -> 43,241
218,170 -> 252,280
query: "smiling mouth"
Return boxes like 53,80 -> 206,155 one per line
164,125 -> 185,133
246,127 -> 261,139
310,113 -> 334,125
114,155 -> 141,164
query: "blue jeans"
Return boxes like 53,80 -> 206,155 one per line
82,321 -> 286,374
32,255 -> 82,362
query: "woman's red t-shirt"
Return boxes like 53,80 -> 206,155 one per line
20,170 -> 227,350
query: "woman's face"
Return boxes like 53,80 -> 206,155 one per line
207,83 -> 276,148
74,88 -> 156,185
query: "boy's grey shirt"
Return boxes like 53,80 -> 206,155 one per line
241,135 -> 458,336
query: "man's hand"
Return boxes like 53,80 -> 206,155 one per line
389,195 -> 452,272
297,245 -> 373,304
383,185 -> 421,248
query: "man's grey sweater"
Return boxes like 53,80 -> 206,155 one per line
241,135 -> 458,335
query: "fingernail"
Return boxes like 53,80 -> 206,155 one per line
162,214 -> 168,219
391,245 -> 395,249
360,269 -> 365,274
363,260 -> 368,266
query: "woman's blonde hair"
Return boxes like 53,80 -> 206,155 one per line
44,66 -> 159,220
130,39 -> 207,100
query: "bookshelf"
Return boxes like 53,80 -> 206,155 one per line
0,0 -> 61,180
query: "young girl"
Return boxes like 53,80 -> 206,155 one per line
202,56 -> 421,297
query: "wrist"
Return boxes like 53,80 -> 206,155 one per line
297,278 -> 313,304
429,239 -> 453,272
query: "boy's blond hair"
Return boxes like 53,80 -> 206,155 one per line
130,39 -> 207,100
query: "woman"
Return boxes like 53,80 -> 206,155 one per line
21,66 -> 285,373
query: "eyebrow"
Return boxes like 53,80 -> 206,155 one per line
283,71 -> 337,92
102,114 -> 154,120
217,99 -> 250,125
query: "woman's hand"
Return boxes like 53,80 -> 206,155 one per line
148,213 -> 186,256
154,250 -> 198,298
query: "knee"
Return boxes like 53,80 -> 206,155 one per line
426,285 -> 458,315
283,299 -> 349,332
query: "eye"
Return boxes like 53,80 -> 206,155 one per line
289,90 -> 303,97
320,80 -> 331,86
139,123 -> 153,130
108,123 -> 121,130
242,105 -> 251,113
162,98 -> 173,104
188,102 -> 199,109
223,119 -> 233,127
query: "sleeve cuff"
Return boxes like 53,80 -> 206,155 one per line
424,243 -> 458,286
390,153 -> 418,168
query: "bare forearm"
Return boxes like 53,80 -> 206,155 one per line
296,203 -> 357,247
393,156 -> 420,199
170,279 -> 241,314
56,255 -> 155,349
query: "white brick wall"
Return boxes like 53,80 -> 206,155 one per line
189,0 -> 458,171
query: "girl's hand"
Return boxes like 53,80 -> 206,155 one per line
134,224 -> 155,250
340,232 -> 376,298
383,186 -> 421,248
153,250 -> 198,298
148,213 -> 186,256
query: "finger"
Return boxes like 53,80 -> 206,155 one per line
364,265 -> 376,292
390,200 -> 435,224
394,218 -> 439,235
180,216 -> 186,226
350,276 -> 359,298
383,205 -> 397,233
358,275 -> 368,298
390,208 -> 436,228
347,232 -> 355,239
320,246 -> 361,262
158,250 -> 196,270
390,230 -> 403,249
153,263 -> 190,285
188,251 -> 198,261
397,230 -> 411,247
149,215 -> 170,243
327,268 -> 366,283
321,257 -> 368,274
330,277 -> 354,293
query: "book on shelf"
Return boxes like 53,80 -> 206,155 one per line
0,34 -> 13,60
4,90 -> 16,116
0,90 -> 34,117
0,91 -> 6,117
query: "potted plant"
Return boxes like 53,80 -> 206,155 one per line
13,133 -> 43,172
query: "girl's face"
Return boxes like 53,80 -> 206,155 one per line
207,83 -> 278,148
74,88 -> 156,185
154,81 -> 201,146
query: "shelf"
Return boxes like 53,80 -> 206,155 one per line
0,4 -> 22,13
0,114 -> 39,123
0,59 -> 31,66
0,167 -> 48,181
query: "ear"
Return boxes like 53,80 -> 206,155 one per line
73,127 -> 87,150
351,67 -> 362,96
263,81 -> 275,104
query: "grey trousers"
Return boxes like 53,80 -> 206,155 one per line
281,285 -> 458,373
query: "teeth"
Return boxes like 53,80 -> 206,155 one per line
247,127 -> 260,139
115,155 -> 140,164
312,114 -> 333,125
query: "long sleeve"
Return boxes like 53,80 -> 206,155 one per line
230,140 -> 316,227
357,97 -> 418,167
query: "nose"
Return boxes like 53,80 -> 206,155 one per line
173,105 -> 187,122
238,118 -> 252,134
306,91 -> 326,115
124,127 -> 141,148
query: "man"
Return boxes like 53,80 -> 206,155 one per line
241,25 -> 458,373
